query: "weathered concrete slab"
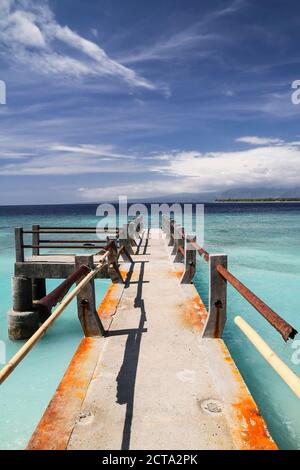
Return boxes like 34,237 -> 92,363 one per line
27,337 -> 103,450
27,229 -> 277,450
15,253 -> 110,279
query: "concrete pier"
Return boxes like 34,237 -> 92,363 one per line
8,276 -> 39,340
27,229 -> 277,450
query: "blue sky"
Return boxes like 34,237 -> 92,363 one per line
1,0 -> 300,204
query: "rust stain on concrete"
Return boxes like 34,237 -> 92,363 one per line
171,267 -> 184,280
25,230 -> 279,450
97,283 -> 120,321
26,337 -> 101,450
218,341 -> 277,450
181,295 -> 208,332
119,269 -> 127,281
232,396 -> 277,450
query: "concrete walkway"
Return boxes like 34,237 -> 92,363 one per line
27,229 -> 277,450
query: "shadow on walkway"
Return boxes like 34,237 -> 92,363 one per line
116,260 -> 147,450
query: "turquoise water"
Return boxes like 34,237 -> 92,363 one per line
0,207 -> 111,450
194,204 -> 300,450
0,203 -> 299,449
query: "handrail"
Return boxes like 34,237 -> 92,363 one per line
235,316 -> 300,399
178,245 -> 185,257
162,213 -> 297,341
0,250 -> 110,385
15,219 -> 142,262
38,240 -> 112,243
217,264 -> 297,341
23,245 -> 108,249
23,230 -> 118,234
190,240 -> 209,262
23,240 -> 115,251
36,264 -> 91,319
162,214 -> 209,261
33,226 -> 119,231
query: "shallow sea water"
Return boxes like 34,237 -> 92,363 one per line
0,203 -> 299,449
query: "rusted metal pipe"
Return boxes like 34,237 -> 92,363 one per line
178,245 -> 185,257
39,239 -> 112,244
118,244 -> 134,263
36,264 -> 91,319
0,251 -> 109,385
23,245 -> 109,249
190,240 -> 209,262
35,226 -> 119,231
23,230 -> 118,234
217,264 -> 297,341
177,227 -> 185,240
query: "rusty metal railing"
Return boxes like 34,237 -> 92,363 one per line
3,216 -> 144,385
190,240 -> 209,262
0,251 -> 110,385
216,264 -> 297,341
161,213 -> 298,342
14,216 -> 142,262
35,264 -> 91,320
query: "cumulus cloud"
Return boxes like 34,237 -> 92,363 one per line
5,10 -> 46,47
236,136 -> 283,145
151,143 -> 300,193
0,0 -> 155,89
1,134 -> 300,199
78,139 -> 300,199
78,178 -> 207,200
79,181 -> 174,200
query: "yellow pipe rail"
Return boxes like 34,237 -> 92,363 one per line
0,250 -> 110,385
234,315 -> 300,400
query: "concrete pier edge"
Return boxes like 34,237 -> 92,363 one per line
26,229 -> 277,450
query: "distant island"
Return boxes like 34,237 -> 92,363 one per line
216,198 -> 300,202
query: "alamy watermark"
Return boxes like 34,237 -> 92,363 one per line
291,339 -> 300,365
0,80 -> 6,105
291,80 -> 300,104
95,196 -> 204,245
0,340 -> 6,365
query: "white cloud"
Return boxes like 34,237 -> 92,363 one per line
49,144 -> 136,159
0,141 -> 138,175
0,0 -> 155,89
78,180 -> 196,200
91,28 -> 98,39
6,10 -> 46,47
2,134 -> 300,199
224,89 -> 234,97
236,136 -> 284,145
151,143 -> 300,192
119,0 -> 244,65
119,30 -> 219,64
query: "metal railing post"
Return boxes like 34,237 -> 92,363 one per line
128,221 -> 137,248
75,255 -> 105,337
202,254 -> 227,338
164,215 -> 171,240
172,223 -> 180,256
107,240 -> 124,283
181,234 -> 196,283
15,227 -> 24,262
119,223 -> 134,255
169,220 -> 175,246
162,215 -> 167,233
174,224 -> 184,262
31,224 -> 46,301
32,225 -> 40,256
